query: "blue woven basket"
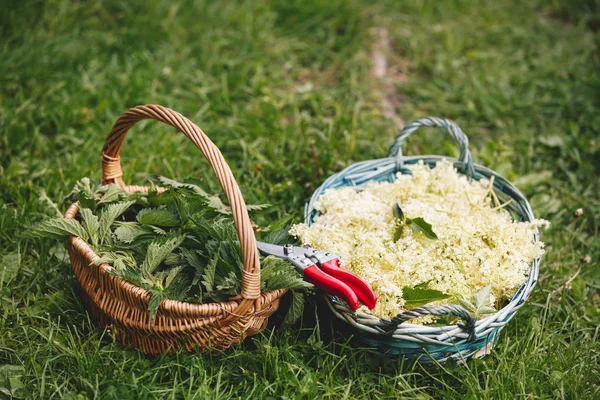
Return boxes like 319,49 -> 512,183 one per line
304,117 -> 541,363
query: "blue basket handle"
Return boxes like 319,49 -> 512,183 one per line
388,117 -> 476,177
384,305 -> 477,341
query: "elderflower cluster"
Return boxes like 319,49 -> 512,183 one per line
290,160 -> 548,320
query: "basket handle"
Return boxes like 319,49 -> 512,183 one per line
386,304 -> 476,340
387,117 -> 476,177
101,104 -> 261,301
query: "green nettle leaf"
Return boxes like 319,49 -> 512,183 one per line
402,282 -> 449,308
92,251 -> 137,270
79,208 -> 100,246
215,271 -> 241,295
245,203 -> 271,212
136,207 -> 180,227
180,248 -> 206,281
149,226 -> 168,235
201,251 -> 220,294
108,262 -> 150,287
147,288 -> 166,323
258,220 -> 294,246
166,273 -> 193,302
141,236 -> 185,275
406,217 -> 438,240
163,252 -> 184,266
153,176 -> 210,197
189,217 -> 237,242
113,222 -> 149,244
68,177 -> 97,209
260,256 -> 312,291
283,291 -> 306,326
96,184 -> 125,206
29,218 -> 89,241
164,265 -> 185,288
176,194 -> 209,219
98,201 -> 136,243
207,196 -> 229,213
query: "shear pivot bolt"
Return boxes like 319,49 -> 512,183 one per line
283,244 -> 294,255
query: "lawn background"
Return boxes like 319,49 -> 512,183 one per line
1,0 -> 599,398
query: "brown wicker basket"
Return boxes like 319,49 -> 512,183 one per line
64,104 -> 286,355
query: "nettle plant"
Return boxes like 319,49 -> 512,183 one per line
31,177 -> 311,322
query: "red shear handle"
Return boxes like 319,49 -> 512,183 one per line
303,265 -> 360,310
319,259 -> 378,309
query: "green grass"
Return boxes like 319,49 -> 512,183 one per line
1,0 -> 599,398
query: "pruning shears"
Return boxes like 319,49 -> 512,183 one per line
256,242 -> 377,311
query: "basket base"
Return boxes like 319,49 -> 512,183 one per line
73,279 -> 280,355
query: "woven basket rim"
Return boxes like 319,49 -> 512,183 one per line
64,184 -> 285,318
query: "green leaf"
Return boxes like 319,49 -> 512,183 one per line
147,288 -> 165,323
108,263 -> 153,287
1,253 -> 20,284
164,265 -> 184,288
207,196 -> 229,213
92,251 -> 137,270
79,208 -> 100,246
166,273 -> 193,302
149,225 -> 167,235
215,271 -> 241,295
257,216 -> 294,245
260,256 -> 312,291
474,285 -> 492,309
96,184 -> 124,206
141,236 -> 185,275
113,222 -> 149,244
29,218 -> 89,241
392,223 -> 404,243
98,201 -> 135,243
402,283 -> 449,308
458,298 -> 476,313
201,250 -> 219,294
180,248 -> 206,281
283,291 -> 305,326
189,216 -> 237,242
478,306 -> 498,314
163,252 -> 183,266
136,207 -> 180,227
458,285 -> 497,318
393,201 -> 404,221
152,176 -> 210,196
407,217 -> 438,239
67,177 -> 98,209
246,203 -> 271,212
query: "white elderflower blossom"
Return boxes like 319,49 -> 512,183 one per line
290,160 -> 548,321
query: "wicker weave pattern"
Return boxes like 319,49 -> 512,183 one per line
65,105 -> 286,355
305,117 -> 541,362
